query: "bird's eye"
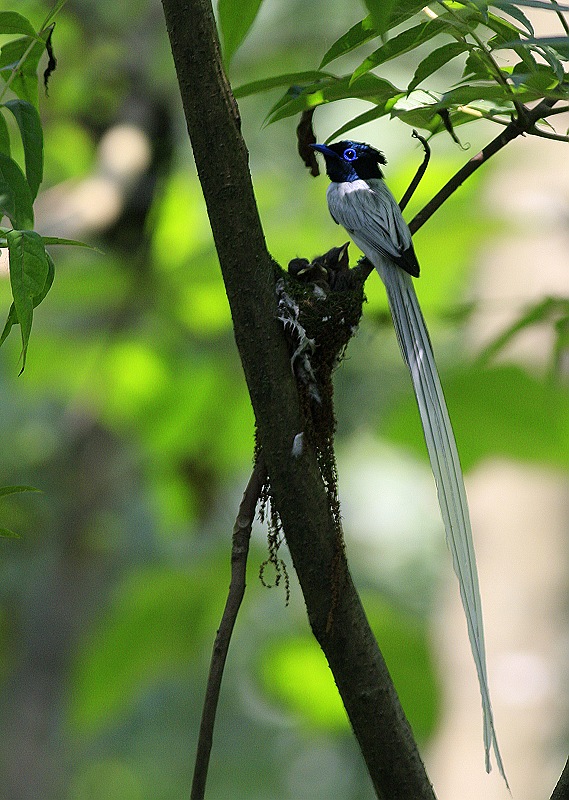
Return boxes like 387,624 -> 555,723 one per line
343,147 -> 357,162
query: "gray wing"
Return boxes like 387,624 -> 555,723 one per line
327,178 -> 420,277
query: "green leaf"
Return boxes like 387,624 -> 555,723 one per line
363,0 -> 427,37
0,36 -> 46,108
510,59 -> 540,86
484,11 -> 528,43
0,152 -> 34,229
266,74 -> 402,125
6,229 -> 50,371
521,63 -> 560,92
462,51 -> 488,81
3,100 -> 43,200
477,297 -> 569,366
0,112 -> 10,158
0,485 -> 40,497
0,304 -> 18,349
350,19 -> 455,83
218,0 -> 263,65
364,0 -> 399,37
390,0 -> 436,28
391,104 -> 448,133
264,84 -> 309,121
0,12 -> 36,37
493,2 -> 534,34
319,16 -> 377,68
409,42 -> 472,92
0,528 -> 19,538
538,44 -> 566,80
326,101 -> 401,142
437,82 -> 533,106
390,102 -> 494,135
0,248 -> 54,351
41,235 -> 99,250
471,0 -> 490,18
507,36 -> 569,60
233,70 -> 333,98
492,0 -> 568,8
31,249 -> 55,307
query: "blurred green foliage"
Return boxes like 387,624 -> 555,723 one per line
70,563 -> 231,733
0,1 -> 566,799
259,594 -> 439,741
387,365 -> 569,471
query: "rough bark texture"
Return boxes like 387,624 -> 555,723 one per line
160,1 -> 437,798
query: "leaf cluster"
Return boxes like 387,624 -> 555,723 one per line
0,5 -> 88,373
234,0 -> 569,143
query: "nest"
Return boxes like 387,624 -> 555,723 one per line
257,244 -> 368,605
278,243 -> 365,453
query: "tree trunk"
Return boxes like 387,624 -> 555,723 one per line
159,0 -> 436,797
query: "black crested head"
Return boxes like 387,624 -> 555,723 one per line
311,140 -> 387,183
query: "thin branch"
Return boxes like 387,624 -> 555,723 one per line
457,105 -> 512,126
549,0 -> 569,36
399,130 -> 431,212
550,756 -> 569,800
530,128 -> 569,143
410,98 -> 559,234
539,104 -> 569,118
191,457 -> 267,800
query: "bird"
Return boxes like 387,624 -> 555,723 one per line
311,139 -> 507,784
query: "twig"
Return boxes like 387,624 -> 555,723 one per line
190,457 -> 267,800
409,98 -> 559,234
550,756 -> 569,800
399,130 -> 431,212
530,128 -> 569,144
536,104 -> 569,118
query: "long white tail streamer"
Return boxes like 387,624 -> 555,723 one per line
376,260 -> 507,785
325,174 -> 507,783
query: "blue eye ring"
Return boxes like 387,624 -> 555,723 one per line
343,147 -> 357,162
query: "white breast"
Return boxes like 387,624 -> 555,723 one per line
326,179 -> 373,229
325,177 -> 412,258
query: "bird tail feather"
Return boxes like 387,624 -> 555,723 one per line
376,260 -> 508,786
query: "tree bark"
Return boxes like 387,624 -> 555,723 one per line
551,757 -> 569,800
160,1 -> 436,798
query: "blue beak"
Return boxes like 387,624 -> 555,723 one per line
310,143 -> 335,158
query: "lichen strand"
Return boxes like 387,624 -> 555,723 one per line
257,450 -> 291,606
290,270 -> 365,523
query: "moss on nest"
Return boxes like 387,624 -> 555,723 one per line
256,246 -> 367,608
